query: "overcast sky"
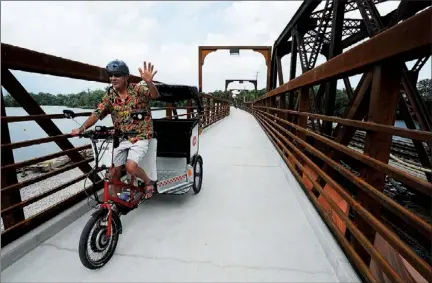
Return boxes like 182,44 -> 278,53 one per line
1,1 -> 430,95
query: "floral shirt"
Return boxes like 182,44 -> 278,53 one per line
94,81 -> 153,143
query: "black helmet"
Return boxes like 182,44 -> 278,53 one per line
106,59 -> 129,76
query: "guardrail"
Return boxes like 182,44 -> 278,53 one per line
245,8 -> 431,283
0,43 -> 230,247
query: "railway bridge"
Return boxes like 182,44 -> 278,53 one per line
1,1 -> 431,282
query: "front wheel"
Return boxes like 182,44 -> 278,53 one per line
192,155 -> 203,194
78,209 -> 120,269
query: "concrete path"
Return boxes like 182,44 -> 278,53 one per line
1,108 -> 359,282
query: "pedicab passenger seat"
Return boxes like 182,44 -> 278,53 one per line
153,119 -> 199,164
152,83 -> 203,164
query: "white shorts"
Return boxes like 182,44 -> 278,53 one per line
113,139 -> 149,167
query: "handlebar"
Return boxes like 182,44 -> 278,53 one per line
77,126 -> 138,140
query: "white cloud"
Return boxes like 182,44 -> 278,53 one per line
1,0 -> 429,98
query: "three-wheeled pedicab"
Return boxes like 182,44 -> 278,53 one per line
64,83 -> 204,270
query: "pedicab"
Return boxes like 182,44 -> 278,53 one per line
63,83 -> 204,270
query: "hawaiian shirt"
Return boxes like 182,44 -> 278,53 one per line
94,81 -> 153,143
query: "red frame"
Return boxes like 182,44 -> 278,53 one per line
104,177 -> 145,208
98,166 -> 187,237
100,172 -> 146,237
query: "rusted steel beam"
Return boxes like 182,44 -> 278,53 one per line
253,108 -> 431,238
260,7 -> 432,102
411,56 -> 430,73
1,145 -> 91,172
2,134 -> 74,151
225,79 -> 257,92
306,0 -> 333,70
295,30 -> 321,132
315,83 -> 327,114
353,61 -> 404,265
1,158 -> 93,194
254,109 -> 432,282
1,178 -> 104,248
1,43 -> 155,84
163,112 -> 197,120
322,0 -> 345,136
255,115 -> 377,282
353,0 -> 432,179
356,0 -> 432,138
1,93 -> 25,230
333,1 -> 429,55
198,46 -> 271,93
398,97 -> 432,182
288,33 -> 297,111
388,0 -> 412,27
356,0 -> 384,36
1,69 -> 102,184
276,55 -> 284,86
277,92 -> 287,128
251,109 -> 432,196
255,113 -> 407,283
186,100 -> 193,119
334,71 -> 372,142
274,0 -> 321,48
297,87 -> 309,143
401,68 -> 432,133
343,77 -> 354,99
253,112 -> 432,280
1,112 -> 92,123
1,173 -> 90,215
253,106 -> 432,142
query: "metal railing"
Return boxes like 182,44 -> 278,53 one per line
0,43 -> 230,247
245,8 -> 431,283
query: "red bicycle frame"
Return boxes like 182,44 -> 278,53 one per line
100,171 -> 146,237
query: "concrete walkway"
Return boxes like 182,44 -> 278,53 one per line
1,108 -> 359,282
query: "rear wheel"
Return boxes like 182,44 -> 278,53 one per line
192,155 -> 203,194
78,209 -> 120,269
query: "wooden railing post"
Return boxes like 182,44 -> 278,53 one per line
186,99 -> 192,119
166,103 -> 173,119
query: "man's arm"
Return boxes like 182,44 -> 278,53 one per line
135,80 -> 160,100
138,61 -> 160,99
79,113 -> 99,132
144,80 -> 160,99
71,92 -> 112,135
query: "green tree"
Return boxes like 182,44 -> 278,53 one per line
417,78 -> 431,116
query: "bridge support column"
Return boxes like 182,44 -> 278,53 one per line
352,61 -> 404,266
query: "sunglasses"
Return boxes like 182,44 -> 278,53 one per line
108,73 -> 123,78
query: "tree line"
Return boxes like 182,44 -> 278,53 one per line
2,79 -> 431,118
2,87 -> 180,109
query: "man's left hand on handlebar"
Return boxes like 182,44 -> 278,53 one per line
71,126 -> 85,136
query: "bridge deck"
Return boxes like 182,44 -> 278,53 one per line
1,108 -> 360,282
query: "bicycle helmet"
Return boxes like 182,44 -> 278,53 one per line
106,59 -> 129,76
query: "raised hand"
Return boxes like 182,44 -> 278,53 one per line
138,61 -> 158,83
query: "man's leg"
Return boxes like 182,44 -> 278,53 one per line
110,141 -> 129,196
124,140 -> 155,198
